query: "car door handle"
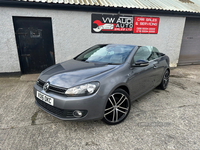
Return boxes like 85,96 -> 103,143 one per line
153,65 -> 158,69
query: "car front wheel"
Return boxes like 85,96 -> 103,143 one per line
102,89 -> 131,125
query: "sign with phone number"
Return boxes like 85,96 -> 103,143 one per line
133,17 -> 159,34
92,14 -> 159,34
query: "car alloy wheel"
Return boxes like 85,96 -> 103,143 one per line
102,89 -> 131,125
159,69 -> 170,90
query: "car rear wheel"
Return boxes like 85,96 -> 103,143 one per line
102,89 -> 131,125
159,69 -> 170,90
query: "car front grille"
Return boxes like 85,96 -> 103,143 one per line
36,97 -> 74,118
37,79 -> 66,94
37,79 -> 45,87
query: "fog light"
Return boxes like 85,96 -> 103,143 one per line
73,110 -> 83,118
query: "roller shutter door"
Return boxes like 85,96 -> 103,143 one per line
178,18 -> 200,65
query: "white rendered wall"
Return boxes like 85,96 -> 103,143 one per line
0,7 -> 186,73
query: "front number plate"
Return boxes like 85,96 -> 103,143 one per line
36,91 -> 54,106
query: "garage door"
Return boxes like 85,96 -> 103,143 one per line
178,18 -> 200,65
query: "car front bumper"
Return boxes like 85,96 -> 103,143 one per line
33,83 -> 107,121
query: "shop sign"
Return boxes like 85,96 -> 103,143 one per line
133,17 -> 159,34
91,14 -> 159,34
91,14 -> 134,33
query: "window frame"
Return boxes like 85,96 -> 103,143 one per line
131,46 -> 162,65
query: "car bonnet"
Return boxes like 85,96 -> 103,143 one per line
39,59 -> 118,88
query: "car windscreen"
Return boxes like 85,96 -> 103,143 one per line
74,45 -> 135,64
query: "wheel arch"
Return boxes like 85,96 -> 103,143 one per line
115,85 -> 130,95
102,83 -> 130,108
167,68 -> 170,74
106,83 -> 130,98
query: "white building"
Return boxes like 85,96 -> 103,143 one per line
0,0 -> 200,74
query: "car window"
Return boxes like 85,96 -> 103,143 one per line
147,46 -> 160,61
134,46 -> 151,62
75,45 -> 135,64
84,48 -> 100,59
134,46 -> 160,62
152,47 -> 162,57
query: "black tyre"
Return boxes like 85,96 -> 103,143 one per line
102,89 -> 131,125
158,69 -> 170,90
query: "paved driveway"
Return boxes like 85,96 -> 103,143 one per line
0,65 -> 200,150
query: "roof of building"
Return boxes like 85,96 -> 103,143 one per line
12,0 -> 200,13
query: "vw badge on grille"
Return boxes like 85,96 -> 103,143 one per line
43,82 -> 50,92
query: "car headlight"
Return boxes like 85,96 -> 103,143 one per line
65,82 -> 100,96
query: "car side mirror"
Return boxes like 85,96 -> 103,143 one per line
132,60 -> 149,67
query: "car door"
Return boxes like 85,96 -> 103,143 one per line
127,46 -> 155,100
147,46 -> 166,87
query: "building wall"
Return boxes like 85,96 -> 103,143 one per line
0,7 -> 186,73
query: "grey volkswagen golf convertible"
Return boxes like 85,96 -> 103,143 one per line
34,44 -> 170,125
